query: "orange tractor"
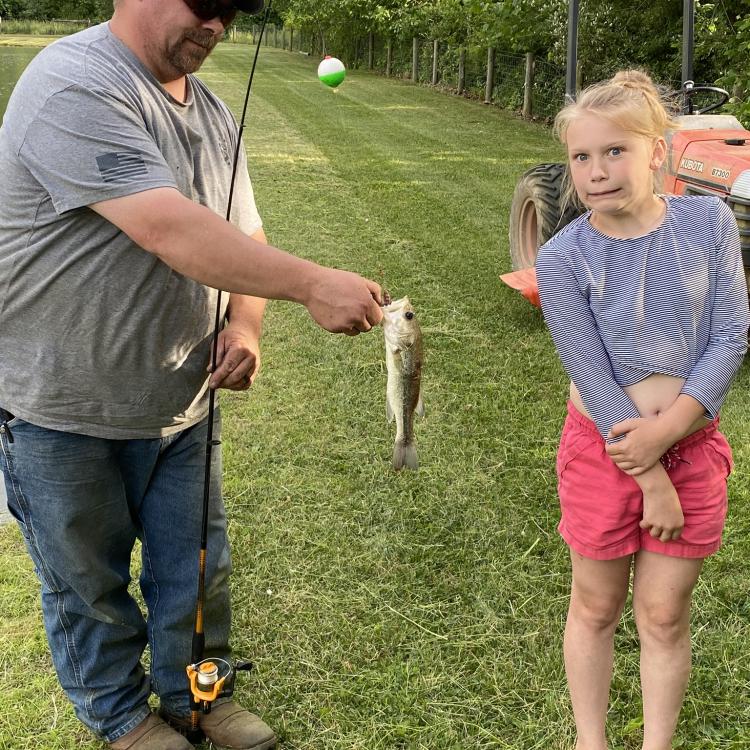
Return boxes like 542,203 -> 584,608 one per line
501,0 -> 750,306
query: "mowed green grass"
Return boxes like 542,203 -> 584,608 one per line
1,43 -> 749,750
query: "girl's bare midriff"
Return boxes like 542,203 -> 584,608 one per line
570,373 -> 710,436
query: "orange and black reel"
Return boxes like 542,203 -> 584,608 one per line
186,657 -> 254,741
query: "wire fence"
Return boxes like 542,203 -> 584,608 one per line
236,24 -> 567,122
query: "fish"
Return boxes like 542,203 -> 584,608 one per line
382,296 -> 424,471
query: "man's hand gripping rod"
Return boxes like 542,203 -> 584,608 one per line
187,1 -> 273,742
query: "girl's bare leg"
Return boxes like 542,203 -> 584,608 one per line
632,550 -> 703,750
565,551 -> 632,750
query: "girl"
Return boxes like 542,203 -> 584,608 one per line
535,70 -> 748,750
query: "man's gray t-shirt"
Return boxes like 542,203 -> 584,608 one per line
0,23 -> 262,438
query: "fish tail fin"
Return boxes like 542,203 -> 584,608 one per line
393,440 -> 418,471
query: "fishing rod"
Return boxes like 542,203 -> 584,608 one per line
187,0 -> 272,741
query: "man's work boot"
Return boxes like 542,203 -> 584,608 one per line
161,700 -> 276,750
108,713 -> 193,749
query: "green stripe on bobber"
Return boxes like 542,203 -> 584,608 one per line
320,70 -> 346,87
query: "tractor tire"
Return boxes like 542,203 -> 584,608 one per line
509,163 -> 581,270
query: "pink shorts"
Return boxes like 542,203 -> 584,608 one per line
557,402 -> 733,560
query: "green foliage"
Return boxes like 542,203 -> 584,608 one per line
0,0 -> 25,17
695,4 -> 750,126
267,0 -> 748,125
0,0 -> 111,20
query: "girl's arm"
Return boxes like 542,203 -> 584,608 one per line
606,201 -> 748,474
679,200 -> 749,416
536,246 -> 641,441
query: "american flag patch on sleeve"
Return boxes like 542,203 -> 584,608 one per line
96,152 -> 148,183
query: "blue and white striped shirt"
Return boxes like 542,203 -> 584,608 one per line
536,195 -> 749,440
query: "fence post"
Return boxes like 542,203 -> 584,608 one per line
431,39 -> 439,85
484,46 -> 495,103
368,32 -> 374,70
412,37 -> 419,82
273,25 -> 278,47
523,52 -> 534,119
458,48 -> 466,94
290,28 -> 294,52
386,38 -> 392,76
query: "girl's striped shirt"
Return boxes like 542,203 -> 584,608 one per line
536,195 -> 749,440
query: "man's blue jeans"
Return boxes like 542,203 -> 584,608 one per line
0,411 -> 232,742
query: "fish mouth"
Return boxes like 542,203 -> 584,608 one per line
383,296 -> 410,312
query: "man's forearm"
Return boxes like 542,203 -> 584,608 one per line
226,294 -> 266,338
93,188 -> 322,302
226,228 -> 269,339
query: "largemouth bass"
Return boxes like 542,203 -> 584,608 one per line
383,296 -> 424,471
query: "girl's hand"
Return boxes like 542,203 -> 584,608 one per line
634,464 -> 683,542
640,481 -> 684,542
606,417 -> 673,474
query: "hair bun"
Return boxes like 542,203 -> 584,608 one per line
612,69 -> 657,94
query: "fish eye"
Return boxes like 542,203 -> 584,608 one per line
405,311 -> 414,320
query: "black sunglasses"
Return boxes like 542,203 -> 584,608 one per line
182,0 -> 264,25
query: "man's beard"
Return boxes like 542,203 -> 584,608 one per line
165,29 -> 219,74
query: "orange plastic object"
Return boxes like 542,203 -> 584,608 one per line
500,268 -> 540,307
187,662 -> 227,703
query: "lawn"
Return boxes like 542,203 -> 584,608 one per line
1,42 -> 748,750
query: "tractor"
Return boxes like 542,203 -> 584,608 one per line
501,0 -> 750,307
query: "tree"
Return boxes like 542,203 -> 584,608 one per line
0,0 -> 26,17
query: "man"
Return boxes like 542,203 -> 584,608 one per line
0,1 -> 383,748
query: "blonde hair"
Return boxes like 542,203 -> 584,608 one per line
555,70 -> 680,211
